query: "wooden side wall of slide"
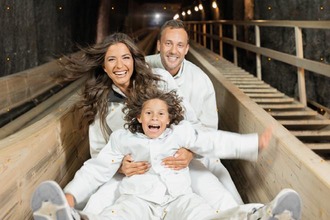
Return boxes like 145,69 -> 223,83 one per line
187,43 -> 330,220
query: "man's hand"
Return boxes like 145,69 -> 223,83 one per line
118,154 -> 150,177
162,148 -> 194,170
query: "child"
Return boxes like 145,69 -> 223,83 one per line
31,88 -> 301,220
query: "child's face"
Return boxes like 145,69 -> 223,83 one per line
137,98 -> 170,139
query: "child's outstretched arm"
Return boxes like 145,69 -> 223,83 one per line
258,127 -> 273,152
65,193 -> 76,207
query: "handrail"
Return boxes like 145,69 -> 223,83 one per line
184,20 -> 330,106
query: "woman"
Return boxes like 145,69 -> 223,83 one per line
59,32 -> 202,209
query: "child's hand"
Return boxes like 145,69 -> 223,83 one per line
65,193 -> 76,207
258,127 -> 273,151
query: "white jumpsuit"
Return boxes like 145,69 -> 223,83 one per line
64,121 -> 260,220
146,54 -> 244,206
81,66 -> 243,214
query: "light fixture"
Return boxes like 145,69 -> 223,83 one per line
199,4 -> 203,10
194,6 -> 199,12
212,1 -> 218,9
187,9 -> 191,15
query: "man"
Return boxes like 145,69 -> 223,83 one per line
145,19 -> 244,206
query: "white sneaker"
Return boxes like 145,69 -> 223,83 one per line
248,188 -> 302,220
31,180 -> 76,220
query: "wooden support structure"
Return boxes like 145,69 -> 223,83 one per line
187,41 -> 330,220
0,84 -> 90,219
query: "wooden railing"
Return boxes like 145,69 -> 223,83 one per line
184,20 -> 330,106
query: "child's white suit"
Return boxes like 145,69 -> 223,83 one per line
83,68 -> 246,214
64,121 -> 261,219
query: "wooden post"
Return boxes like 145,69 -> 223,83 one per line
295,26 -> 307,106
203,23 -> 207,47
210,23 -> 213,51
255,25 -> 262,79
233,24 -> 238,65
219,23 -> 223,57
193,24 -> 197,41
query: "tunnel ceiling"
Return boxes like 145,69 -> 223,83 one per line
134,0 -> 183,3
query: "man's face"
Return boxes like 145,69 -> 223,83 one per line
157,27 -> 189,76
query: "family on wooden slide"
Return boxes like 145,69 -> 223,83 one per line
31,20 -> 302,220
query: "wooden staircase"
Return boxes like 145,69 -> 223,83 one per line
210,58 -> 330,156
188,41 -> 330,220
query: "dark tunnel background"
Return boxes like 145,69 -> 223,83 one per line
1,0 -> 329,108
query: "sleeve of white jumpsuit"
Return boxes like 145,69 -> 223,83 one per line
177,121 -> 259,161
63,131 -> 124,204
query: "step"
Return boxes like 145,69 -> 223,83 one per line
226,76 -> 262,82
252,97 -> 295,104
305,143 -> 330,152
224,75 -> 255,78
237,84 -> 271,89
291,130 -> 330,141
231,81 -> 265,85
220,68 -> 247,71
269,110 -> 318,119
246,93 -> 285,98
260,103 -> 305,110
241,88 -> 278,93
279,119 -> 330,130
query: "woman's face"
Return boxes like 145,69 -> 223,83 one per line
103,42 -> 134,93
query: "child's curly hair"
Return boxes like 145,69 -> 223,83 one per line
123,87 -> 185,134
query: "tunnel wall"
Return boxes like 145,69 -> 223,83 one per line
0,0 -> 100,77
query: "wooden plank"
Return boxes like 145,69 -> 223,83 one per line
0,92 -> 90,220
259,103 -> 305,110
269,110 -> 318,118
225,77 -> 257,81
0,61 -> 60,115
305,143 -> 330,152
237,84 -> 271,89
279,120 -> 330,130
252,97 -> 294,103
241,88 -> 278,93
188,42 -> 330,220
246,93 -> 285,98
291,130 -> 330,141
231,81 -> 265,85
0,78 -> 85,139
221,74 -> 255,79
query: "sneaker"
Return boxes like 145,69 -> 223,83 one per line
31,180 -> 75,220
248,188 -> 302,220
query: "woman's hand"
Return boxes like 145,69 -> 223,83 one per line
118,154 -> 150,177
65,193 -> 76,208
162,148 -> 194,170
